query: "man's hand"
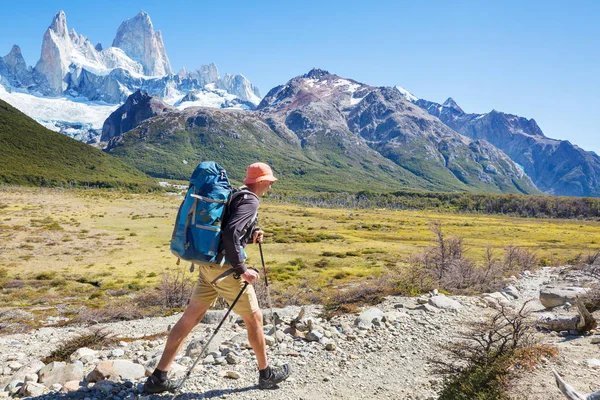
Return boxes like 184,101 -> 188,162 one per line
240,268 -> 259,284
252,229 -> 264,244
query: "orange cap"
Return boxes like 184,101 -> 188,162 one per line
243,162 -> 278,185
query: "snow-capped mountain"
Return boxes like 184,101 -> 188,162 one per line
0,10 -> 262,143
112,11 -> 172,77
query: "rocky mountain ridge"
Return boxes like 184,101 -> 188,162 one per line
102,68 -> 540,194
411,96 -> 600,197
256,69 -> 538,194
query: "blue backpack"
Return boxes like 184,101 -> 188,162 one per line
170,161 -> 255,269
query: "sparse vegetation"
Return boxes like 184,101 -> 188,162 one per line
435,303 -> 558,399
0,186 -> 598,332
42,328 -> 116,363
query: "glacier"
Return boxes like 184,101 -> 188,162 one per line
0,10 -> 262,144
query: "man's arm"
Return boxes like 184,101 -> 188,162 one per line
222,195 -> 259,275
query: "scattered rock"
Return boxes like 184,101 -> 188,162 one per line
20,382 -> 46,397
226,371 -> 241,379
111,348 -> 125,358
355,308 -> 384,330
38,361 -> 84,386
502,286 -> 520,299
86,360 -> 145,382
62,380 -> 81,392
70,347 -> 98,363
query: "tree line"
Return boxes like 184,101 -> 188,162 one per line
269,190 -> 600,219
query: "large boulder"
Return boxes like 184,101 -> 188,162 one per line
539,286 -> 590,308
355,308 -> 384,330
428,295 -> 462,311
481,292 -> 514,309
86,360 -> 145,382
38,362 -> 84,386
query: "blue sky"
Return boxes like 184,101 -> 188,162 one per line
1,0 -> 598,154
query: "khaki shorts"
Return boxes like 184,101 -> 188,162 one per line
191,263 -> 260,316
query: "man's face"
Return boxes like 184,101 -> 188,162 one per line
256,180 -> 273,196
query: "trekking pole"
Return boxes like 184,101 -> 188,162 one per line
258,242 -> 278,349
173,278 -> 249,395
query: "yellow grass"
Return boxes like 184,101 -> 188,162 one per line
0,186 -> 599,305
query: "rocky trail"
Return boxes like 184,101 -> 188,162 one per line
1,267 -> 599,400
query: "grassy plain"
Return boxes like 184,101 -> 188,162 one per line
1,186 -> 599,317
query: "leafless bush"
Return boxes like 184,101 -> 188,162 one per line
504,245 -> 537,274
583,249 -> 600,265
406,222 -> 507,294
435,301 -> 557,399
435,302 -> 536,374
159,267 -> 194,309
74,300 -> 144,324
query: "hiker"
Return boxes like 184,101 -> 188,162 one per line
144,162 -> 290,393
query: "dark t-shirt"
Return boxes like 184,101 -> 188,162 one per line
221,189 -> 259,275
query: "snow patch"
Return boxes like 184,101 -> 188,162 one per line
395,86 -> 418,102
0,83 -> 118,141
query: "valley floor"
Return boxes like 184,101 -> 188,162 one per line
1,267 -> 599,399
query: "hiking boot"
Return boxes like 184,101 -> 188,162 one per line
259,364 -> 291,389
143,374 -> 177,394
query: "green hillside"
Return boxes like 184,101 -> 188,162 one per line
105,108 -> 438,192
0,100 -> 157,190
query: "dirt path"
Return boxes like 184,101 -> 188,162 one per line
1,267 -> 598,399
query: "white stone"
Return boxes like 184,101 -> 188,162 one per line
226,371 -> 240,379
21,382 -> 46,397
110,349 -> 125,358
70,348 -> 98,363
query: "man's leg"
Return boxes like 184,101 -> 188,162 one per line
241,309 -> 291,389
242,310 -> 267,370
143,299 -> 210,394
157,299 -> 211,371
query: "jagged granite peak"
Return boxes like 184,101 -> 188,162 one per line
112,10 -> 172,76
442,97 -> 464,114
220,73 -> 261,105
34,11 -> 73,94
201,63 -> 220,82
415,98 -> 600,196
49,10 -> 68,37
101,89 -> 173,142
4,45 -> 27,71
0,45 -> 34,88
95,42 -> 103,52
177,66 -> 188,78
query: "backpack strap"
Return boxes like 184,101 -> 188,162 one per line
217,187 -> 259,266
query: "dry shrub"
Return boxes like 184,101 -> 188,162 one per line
503,245 -> 537,274
403,223 -> 540,295
435,302 -> 557,400
74,299 -> 144,324
159,267 -> 194,309
322,282 -> 392,319
43,327 -> 116,363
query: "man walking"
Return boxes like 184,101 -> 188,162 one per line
144,162 -> 290,393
